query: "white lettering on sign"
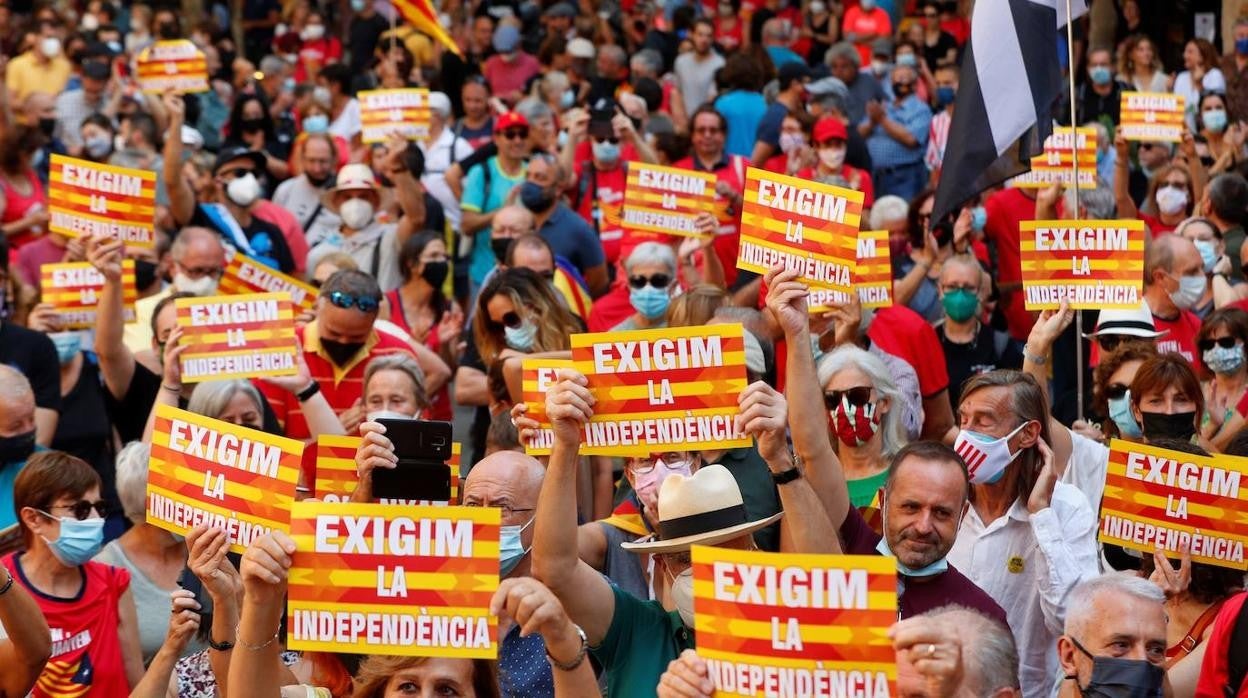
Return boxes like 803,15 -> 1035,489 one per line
189,299 -> 281,326
313,515 -> 474,557
60,164 -> 144,197
1123,452 -> 1241,498
711,563 -> 868,609
166,419 -> 281,477
592,335 -> 723,374
1033,226 -> 1129,251
755,180 -> 848,224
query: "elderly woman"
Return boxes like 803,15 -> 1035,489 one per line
95,442 -> 204,664
5,451 -> 144,692
611,241 -> 680,331
362,353 -> 431,421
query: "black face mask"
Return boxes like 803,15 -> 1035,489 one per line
420,260 -> 449,288
1067,637 -> 1164,698
0,430 -> 36,464
133,259 -> 159,292
240,117 -> 265,133
1140,410 -> 1197,442
38,117 -> 56,137
306,172 -> 333,188
491,238 -> 512,264
320,338 -> 365,367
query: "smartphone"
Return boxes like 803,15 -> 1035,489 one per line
177,565 -> 214,617
372,419 -> 453,502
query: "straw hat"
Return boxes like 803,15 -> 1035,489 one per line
321,163 -> 380,213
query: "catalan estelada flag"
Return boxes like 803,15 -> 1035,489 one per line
393,0 -> 462,57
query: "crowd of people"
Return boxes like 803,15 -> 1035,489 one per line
1,0 -> 1248,696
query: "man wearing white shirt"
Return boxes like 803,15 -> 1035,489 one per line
320,63 -> 361,143
272,133 -> 341,249
948,370 -> 1100,698
420,91 -> 473,238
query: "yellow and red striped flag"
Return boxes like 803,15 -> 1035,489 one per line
393,0 -> 462,57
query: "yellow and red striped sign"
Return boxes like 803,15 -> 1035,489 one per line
286,502 -> 499,657
39,259 -> 136,328
315,434 -> 461,505
175,292 -> 298,382
736,168 -> 861,298
808,229 -> 894,313
569,325 -> 751,456
1101,440 -> 1248,570
1010,127 -> 1096,189
48,155 -> 156,249
135,39 -> 209,94
621,162 -> 717,239
691,546 -> 897,697
1020,219 -> 1145,310
520,358 -> 574,456
146,404 -> 303,553
1120,92 -> 1185,143
359,88 -> 431,144
219,251 -> 318,313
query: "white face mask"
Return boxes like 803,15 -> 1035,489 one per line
953,421 -> 1030,484
301,24 -> 326,41
225,173 -> 262,207
173,273 -> 219,296
40,36 -> 62,58
667,566 -> 695,627
1169,273 -> 1207,310
870,58 -> 889,75
313,86 -> 332,105
80,13 -> 99,31
1155,185 -> 1188,215
778,132 -> 805,154
339,197 -> 375,230
819,147 -> 846,170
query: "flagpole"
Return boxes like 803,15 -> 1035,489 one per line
1064,0 -> 1084,423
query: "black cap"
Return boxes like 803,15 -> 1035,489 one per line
211,145 -> 267,175
778,61 -> 812,89
81,60 -> 111,81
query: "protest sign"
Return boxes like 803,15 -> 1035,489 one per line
808,229 -> 894,312
691,545 -> 897,697
286,501 -> 500,657
218,251 -> 319,313
315,435 -> 461,505
175,293 -> 298,382
40,259 -> 136,328
1101,439 -> 1248,570
1119,92 -> 1185,142
736,168 -> 861,301
1019,219 -> 1145,310
146,404 -> 303,553
620,162 -> 718,238
520,358 -> 575,456
359,88 -> 431,143
48,155 -> 156,249
1009,127 -> 1097,189
569,325 -> 752,456
135,39 -> 209,94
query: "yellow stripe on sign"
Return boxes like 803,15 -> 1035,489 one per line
737,234 -> 857,267
596,379 -> 750,401
147,458 -> 295,506
287,599 -> 495,616
290,501 -> 501,525
740,212 -> 861,248
1019,260 -> 1144,272
287,568 -> 501,590
145,482 -> 285,528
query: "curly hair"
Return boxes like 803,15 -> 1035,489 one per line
1093,343 -> 1159,436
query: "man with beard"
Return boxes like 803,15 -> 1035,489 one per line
273,133 -> 342,249
858,62 -> 931,202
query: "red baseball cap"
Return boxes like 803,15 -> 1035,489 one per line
813,117 -> 848,143
494,111 -> 530,133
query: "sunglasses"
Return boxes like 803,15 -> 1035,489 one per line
219,168 -> 256,180
1103,382 -> 1130,401
1198,336 -> 1241,352
327,290 -> 381,313
1098,334 -> 1129,353
593,136 -> 620,145
44,500 -> 109,521
500,129 -> 529,140
496,311 -> 525,329
628,273 -> 672,290
823,386 -> 873,410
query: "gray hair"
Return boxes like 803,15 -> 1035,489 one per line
187,380 -> 265,421
259,55 -> 287,77
515,97 -> 553,125
812,90 -> 847,117
363,353 -> 430,411
631,48 -> 664,78
540,70 -> 570,96
816,345 -> 908,458
923,605 -> 1020,694
624,241 -> 677,276
0,365 -> 33,405
1065,573 -> 1165,638
825,41 -> 861,68
869,195 -> 909,229
1063,178 -> 1116,221
599,44 -> 627,70
170,226 -> 226,262
114,441 -> 151,521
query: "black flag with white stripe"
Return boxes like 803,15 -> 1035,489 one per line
931,0 -> 1088,222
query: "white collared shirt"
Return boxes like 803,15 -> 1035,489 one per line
946,481 -> 1100,698
420,127 -> 474,233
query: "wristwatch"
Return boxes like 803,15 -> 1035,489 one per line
546,624 -> 588,671
296,381 -> 321,402
208,636 -> 235,651
771,452 -> 803,484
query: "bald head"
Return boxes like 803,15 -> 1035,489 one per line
0,365 -> 35,438
492,205 -> 536,240
939,254 -> 983,287
20,92 -> 55,123
463,450 -> 544,575
1144,231 -> 1201,288
171,227 -> 227,263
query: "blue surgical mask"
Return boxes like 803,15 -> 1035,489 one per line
1238,38 -> 1248,56
303,113 -> 330,134
1108,391 -> 1143,438
1203,109 -> 1229,134
592,139 -> 621,165
970,205 -> 987,231
1088,65 -> 1112,86
560,88 -> 576,110
874,506 -> 949,577
896,53 -> 917,68
500,516 -> 534,575
935,85 -> 956,108
40,514 -> 105,566
630,285 -> 671,319
504,321 -> 538,351
49,331 -> 82,364
1194,239 -> 1219,273
352,0 -> 368,10
283,77 -> 296,92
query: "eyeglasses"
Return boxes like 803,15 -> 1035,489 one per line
1199,336 -> 1241,352
628,273 -> 672,289
1103,382 -> 1130,401
823,386 -> 873,409
44,500 -> 109,521
180,264 -> 225,279
326,290 -> 381,313
500,128 -> 529,140
495,310 -> 525,329
631,452 -> 691,474
464,500 -> 534,519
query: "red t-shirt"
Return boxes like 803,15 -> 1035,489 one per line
867,304 -> 950,399
382,289 -> 453,422
1140,212 -> 1178,236
570,143 -> 668,267
4,554 -> 131,698
984,187 -> 1038,341
1153,309 -> 1204,374
714,18 -> 744,53
841,6 -> 892,64
673,153 -> 748,288
1195,591 -> 1248,698
295,37 -> 343,83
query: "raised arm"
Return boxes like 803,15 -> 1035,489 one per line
763,266 -> 851,529
530,369 -> 618,645
186,525 -> 247,698
127,590 -> 200,698
229,532 -> 297,698
0,564 -> 51,698
86,234 -> 138,400
161,92 -> 195,227
491,577 -> 601,697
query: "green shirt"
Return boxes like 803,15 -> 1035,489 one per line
592,584 -> 694,698
846,469 -> 889,508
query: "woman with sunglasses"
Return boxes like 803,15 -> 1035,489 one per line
1195,308 -> 1248,451
5,451 -> 144,694
612,242 -> 680,331
815,345 -> 909,522
473,266 -> 579,371
1091,343 -> 1159,443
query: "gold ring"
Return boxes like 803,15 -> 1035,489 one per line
927,643 -> 936,657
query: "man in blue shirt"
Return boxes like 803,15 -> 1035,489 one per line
461,112 -> 531,295
751,61 -> 811,166
761,18 -> 804,69
859,63 -> 932,202
519,153 -> 608,296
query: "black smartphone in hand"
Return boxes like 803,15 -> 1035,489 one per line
371,419 -> 453,503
